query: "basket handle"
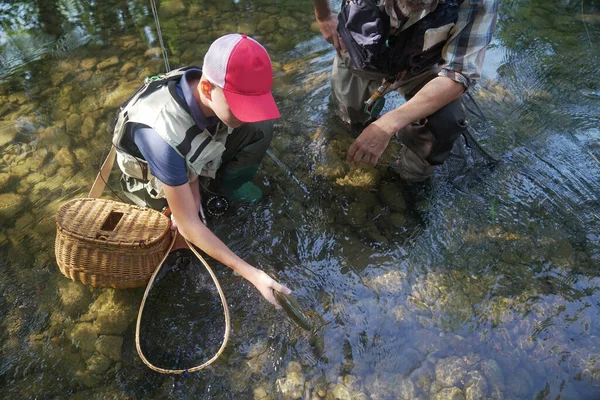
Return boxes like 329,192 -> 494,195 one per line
89,145 -> 117,198
135,231 -> 231,374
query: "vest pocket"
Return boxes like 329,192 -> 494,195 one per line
187,138 -> 226,179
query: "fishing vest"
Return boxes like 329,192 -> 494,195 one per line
112,67 -> 231,199
338,0 -> 462,76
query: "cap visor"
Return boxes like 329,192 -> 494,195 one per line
223,90 -> 280,123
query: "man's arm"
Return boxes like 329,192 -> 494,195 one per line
347,76 -> 464,167
162,182 -> 290,306
313,0 -> 346,51
347,0 -> 499,167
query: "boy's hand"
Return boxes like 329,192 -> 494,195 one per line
247,269 -> 291,308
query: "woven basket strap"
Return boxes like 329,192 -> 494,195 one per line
135,232 -> 231,374
88,145 -> 117,198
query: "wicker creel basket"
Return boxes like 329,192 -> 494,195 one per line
55,198 -> 172,289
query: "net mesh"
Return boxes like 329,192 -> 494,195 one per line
202,34 -> 242,88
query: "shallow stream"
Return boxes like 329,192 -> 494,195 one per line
1,0 -> 600,399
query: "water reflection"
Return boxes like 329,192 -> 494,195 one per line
1,0 -> 600,399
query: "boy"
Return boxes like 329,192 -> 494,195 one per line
112,34 -> 290,306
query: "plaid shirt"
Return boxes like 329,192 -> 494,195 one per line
382,0 -> 499,89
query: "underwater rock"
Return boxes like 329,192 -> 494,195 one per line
276,370 -> 305,400
367,269 -> 406,293
347,201 -> 367,227
275,35 -> 296,52
66,113 -> 82,133
390,212 -> 407,229
364,373 -> 396,399
326,383 -> 351,400
8,91 -> 27,105
0,193 -> 24,220
75,369 -> 103,388
81,116 -> 96,139
29,148 -> 49,170
0,173 -> 11,191
58,280 -> 92,317
87,290 -> 136,336
278,16 -> 298,31
286,361 -> 303,375
433,387 -> 465,400
95,335 -> 123,362
86,352 -> 112,375
435,356 -> 468,387
507,367 -> 532,398
97,55 -> 120,71
239,23 -> 256,36
80,58 -> 97,71
379,182 -> 406,212
393,377 -> 417,399
480,358 -> 505,394
94,307 -> 133,336
336,168 -> 381,189
144,47 -> 162,58
55,147 -> 76,167
120,62 -> 136,75
548,238 -> 575,265
181,31 -> 199,42
69,322 -> 99,355
253,386 -> 272,400
246,339 -> 271,374
0,120 -> 18,147
257,18 -> 278,35
464,370 -> 488,400
410,362 -> 435,394
103,82 -> 142,109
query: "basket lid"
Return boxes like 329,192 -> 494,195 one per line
56,198 -> 170,246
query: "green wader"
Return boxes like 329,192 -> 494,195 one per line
120,120 -> 273,211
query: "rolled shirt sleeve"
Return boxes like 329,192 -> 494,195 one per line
438,0 -> 499,89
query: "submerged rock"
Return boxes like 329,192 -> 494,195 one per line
277,370 -> 305,400
0,121 -> 18,147
97,55 -> 120,71
69,322 -> 99,355
58,281 -> 93,317
0,193 -> 24,220
347,202 -> 368,227
95,335 -> 124,362
464,370 -> 488,400
379,182 -> 406,212
433,387 -> 465,400
435,356 -> 468,387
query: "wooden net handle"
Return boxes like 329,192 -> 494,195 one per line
135,231 -> 231,374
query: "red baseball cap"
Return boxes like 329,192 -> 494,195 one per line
202,34 -> 280,123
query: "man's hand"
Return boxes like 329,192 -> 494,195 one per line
317,13 -> 346,53
246,269 -> 291,308
347,123 -> 394,167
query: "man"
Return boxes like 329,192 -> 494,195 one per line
112,34 -> 290,307
313,0 -> 499,181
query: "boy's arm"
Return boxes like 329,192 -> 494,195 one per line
162,182 -> 290,307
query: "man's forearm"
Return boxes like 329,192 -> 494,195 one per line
314,0 -> 332,20
374,76 -> 465,136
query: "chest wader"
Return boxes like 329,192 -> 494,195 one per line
338,0 -> 468,182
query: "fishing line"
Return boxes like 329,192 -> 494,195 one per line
266,149 -> 311,196
150,0 -> 171,72
581,0 -> 593,47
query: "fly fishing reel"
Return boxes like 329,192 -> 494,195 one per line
204,195 -> 229,217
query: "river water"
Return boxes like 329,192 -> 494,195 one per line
1,0 -> 599,399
